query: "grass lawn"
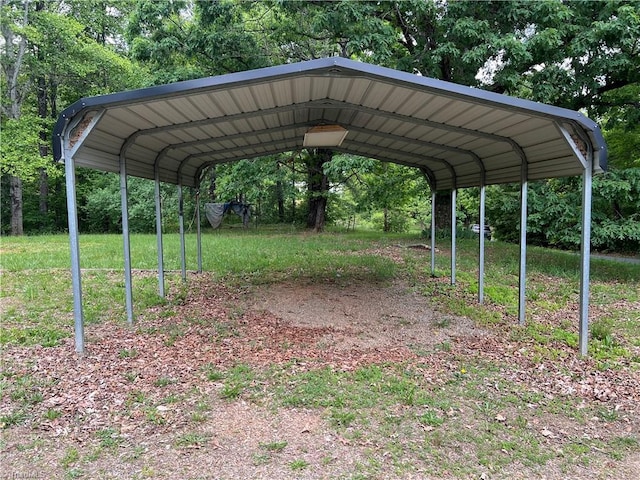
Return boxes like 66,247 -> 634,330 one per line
1,228 -> 639,479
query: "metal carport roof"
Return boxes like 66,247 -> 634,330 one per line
53,57 -> 606,357
54,57 -> 606,190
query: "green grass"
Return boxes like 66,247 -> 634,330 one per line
174,432 -> 210,448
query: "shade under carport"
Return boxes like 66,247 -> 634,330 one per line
53,57 -> 607,356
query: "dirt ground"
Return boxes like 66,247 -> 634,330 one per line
245,278 -> 489,352
1,274 -> 639,479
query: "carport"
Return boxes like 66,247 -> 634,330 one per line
53,57 -> 607,356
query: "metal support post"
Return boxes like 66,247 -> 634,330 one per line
579,159 -> 593,356
64,146 -> 85,353
178,183 -> 187,282
518,169 -> 528,325
196,189 -> 203,273
451,188 -> 457,285
154,170 -> 165,298
479,181 -> 486,304
431,190 -> 436,276
120,155 -> 134,325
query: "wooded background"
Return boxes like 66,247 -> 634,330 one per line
1,0 -> 638,252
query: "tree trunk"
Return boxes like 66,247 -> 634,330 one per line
276,180 -> 285,222
36,18 -> 49,225
276,163 -> 285,222
435,191 -> 452,231
10,176 -> 24,236
208,168 -> 217,201
305,149 -> 332,232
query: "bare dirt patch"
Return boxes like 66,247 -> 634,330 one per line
244,278 -> 488,352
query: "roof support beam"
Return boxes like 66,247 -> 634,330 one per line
556,123 -> 588,170
345,125 -> 485,171
344,140 -> 458,186
309,100 -> 526,162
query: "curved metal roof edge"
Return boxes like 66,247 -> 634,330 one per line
52,56 -> 607,172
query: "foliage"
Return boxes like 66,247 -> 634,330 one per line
487,169 -> 640,253
126,0 -> 268,84
1,0 -> 144,235
0,112 -> 57,180
81,173 -> 190,234
265,0 -> 398,64
605,124 -> 640,169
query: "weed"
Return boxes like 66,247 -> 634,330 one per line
201,362 -> 227,380
596,407 -> 619,422
252,452 -> 271,465
153,376 -> 176,387
260,440 -> 287,452
163,324 -> 186,346
175,433 -> 209,448
330,409 -> 357,428
418,410 -> 444,427
190,412 -> 207,423
144,408 -> 167,425
65,468 -> 84,479
118,348 -> 138,359
1,410 -> 26,428
10,379 -> 44,405
43,409 -> 62,421
220,383 -> 243,399
61,447 -> 80,468
0,326 -> 68,347
591,319 -> 614,342
126,390 -> 148,405
433,317 -> 451,328
607,435 -> 640,460
161,394 -> 180,404
289,459 -> 309,471
96,428 -> 123,449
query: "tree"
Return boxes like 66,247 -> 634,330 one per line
383,0 -> 639,244
1,0 -> 142,235
126,0 -> 269,84
1,0 -> 30,235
